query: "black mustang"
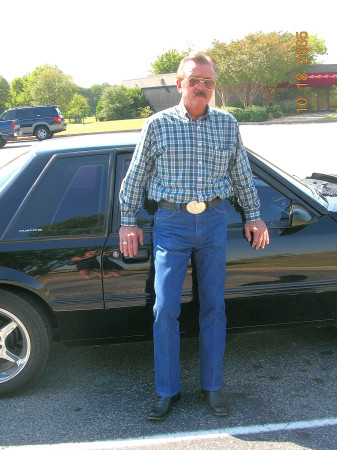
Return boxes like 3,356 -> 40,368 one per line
0,133 -> 336,395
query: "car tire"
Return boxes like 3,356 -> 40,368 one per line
35,125 -> 50,140
0,290 -> 51,396
0,136 -> 7,148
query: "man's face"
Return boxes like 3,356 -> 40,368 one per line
177,60 -> 216,117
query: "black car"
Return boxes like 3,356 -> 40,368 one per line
0,105 -> 66,140
0,133 -> 336,396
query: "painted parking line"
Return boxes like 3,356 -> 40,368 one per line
3,417 -> 337,450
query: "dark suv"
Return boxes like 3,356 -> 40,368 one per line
0,105 -> 66,140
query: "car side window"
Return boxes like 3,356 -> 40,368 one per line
35,107 -> 54,117
17,109 -> 34,120
1,110 -> 16,120
5,154 -> 109,240
225,174 -> 291,225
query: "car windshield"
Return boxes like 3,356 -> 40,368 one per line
251,151 -> 330,210
0,150 -> 32,194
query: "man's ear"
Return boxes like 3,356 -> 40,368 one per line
177,79 -> 183,94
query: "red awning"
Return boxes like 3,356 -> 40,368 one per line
278,73 -> 337,88
307,73 -> 337,86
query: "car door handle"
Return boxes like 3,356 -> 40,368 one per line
122,248 -> 151,263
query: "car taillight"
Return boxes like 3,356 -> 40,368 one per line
54,117 -> 62,123
11,121 -> 15,129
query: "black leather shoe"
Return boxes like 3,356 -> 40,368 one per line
147,393 -> 181,420
202,390 -> 229,416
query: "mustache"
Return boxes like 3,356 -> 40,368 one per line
193,90 -> 208,97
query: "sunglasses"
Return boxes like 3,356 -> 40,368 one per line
184,77 -> 216,90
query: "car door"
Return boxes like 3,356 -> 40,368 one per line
2,151 -> 112,342
102,150 -> 337,340
224,162 -> 337,329
17,108 -> 35,136
102,151 -> 157,340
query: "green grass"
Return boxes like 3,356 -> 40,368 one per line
63,117 -> 146,135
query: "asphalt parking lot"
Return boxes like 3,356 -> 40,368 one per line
0,327 -> 336,449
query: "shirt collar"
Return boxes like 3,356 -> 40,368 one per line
178,100 -> 211,122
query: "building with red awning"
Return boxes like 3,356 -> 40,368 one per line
308,73 -> 337,87
123,64 -> 337,113
278,64 -> 337,111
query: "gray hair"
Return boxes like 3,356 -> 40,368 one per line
176,53 -> 218,80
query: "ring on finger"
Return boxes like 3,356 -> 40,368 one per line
122,241 -> 128,245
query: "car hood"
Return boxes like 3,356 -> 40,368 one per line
302,173 -> 337,213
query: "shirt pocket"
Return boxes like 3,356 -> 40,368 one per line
155,145 -> 185,182
206,145 -> 233,178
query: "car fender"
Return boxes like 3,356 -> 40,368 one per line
0,266 -> 47,297
32,121 -> 51,133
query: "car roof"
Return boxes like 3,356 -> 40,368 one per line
31,131 -> 142,155
7,105 -> 58,110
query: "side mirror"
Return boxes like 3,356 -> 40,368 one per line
290,204 -> 314,227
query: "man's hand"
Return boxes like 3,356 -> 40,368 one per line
244,220 -> 269,250
119,226 -> 144,257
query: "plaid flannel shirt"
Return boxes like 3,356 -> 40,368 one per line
120,101 -> 261,226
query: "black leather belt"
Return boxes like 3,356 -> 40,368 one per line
159,197 -> 222,214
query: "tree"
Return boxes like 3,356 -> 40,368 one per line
208,32 -> 327,108
125,87 -> 152,118
250,32 -> 296,106
0,76 -> 11,113
96,86 -> 133,121
207,42 -> 234,107
210,33 -> 294,108
9,76 -> 32,107
28,64 -> 76,112
66,94 -> 90,122
150,48 -> 192,75
78,83 -> 111,116
307,34 -> 328,64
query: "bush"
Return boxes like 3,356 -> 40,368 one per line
138,106 -> 153,118
221,107 -> 250,122
246,106 -> 269,122
221,105 -> 270,122
227,101 -> 245,109
277,100 -> 298,114
266,104 -> 283,118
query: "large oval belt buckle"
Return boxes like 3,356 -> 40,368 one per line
186,200 -> 206,214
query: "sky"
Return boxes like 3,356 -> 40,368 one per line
2,0 -> 337,88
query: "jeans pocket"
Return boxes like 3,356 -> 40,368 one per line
212,200 -> 226,213
155,208 -> 178,221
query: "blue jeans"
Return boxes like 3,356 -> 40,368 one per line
152,201 -> 227,398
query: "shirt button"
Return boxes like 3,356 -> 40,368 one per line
198,177 -> 202,182
198,161 -> 202,165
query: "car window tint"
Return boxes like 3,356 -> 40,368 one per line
6,154 -> 109,239
225,175 -> 291,224
35,107 -> 54,117
0,110 -> 16,120
17,109 -> 34,120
